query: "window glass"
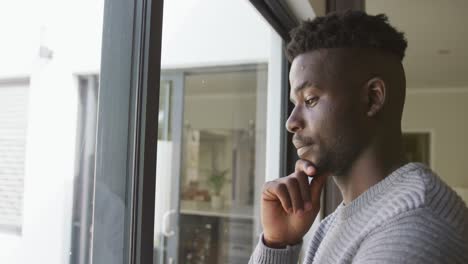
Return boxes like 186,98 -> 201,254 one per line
0,1 -> 104,263
153,1 -> 280,263
0,1 -> 284,263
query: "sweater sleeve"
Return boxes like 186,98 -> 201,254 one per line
248,234 -> 303,264
351,211 -> 468,264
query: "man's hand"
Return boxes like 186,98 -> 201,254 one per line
261,159 -> 328,248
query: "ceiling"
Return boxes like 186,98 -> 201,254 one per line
366,0 -> 468,89
291,0 -> 468,89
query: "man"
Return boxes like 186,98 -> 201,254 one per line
249,11 -> 468,264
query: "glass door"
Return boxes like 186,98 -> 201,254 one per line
154,73 -> 184,264
154,65 -> 268,264
178,67 -> 263,264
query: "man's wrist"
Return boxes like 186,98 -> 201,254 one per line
262,235 -> 301,249
263,236 -> 287,249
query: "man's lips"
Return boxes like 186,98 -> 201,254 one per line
296,145 -> 313,157
293,139 -> 313,157
293,135 -> 315,157
292,138 -> 312,149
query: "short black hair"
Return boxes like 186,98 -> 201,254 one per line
286,10 -> 408,62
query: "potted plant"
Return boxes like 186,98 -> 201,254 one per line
207,169 -> 229,209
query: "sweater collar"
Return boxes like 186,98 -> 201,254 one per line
336,162 -> 425,221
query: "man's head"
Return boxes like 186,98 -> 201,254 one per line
285,11 -> 407,176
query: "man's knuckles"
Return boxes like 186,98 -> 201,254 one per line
295,159 -> 316,175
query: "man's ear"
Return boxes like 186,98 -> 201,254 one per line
365,77 -> 386,117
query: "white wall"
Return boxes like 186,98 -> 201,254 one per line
403,89 -> 468,201
1,1 -> 82,263
21,57 -> 78,264
0,1 -> 37,79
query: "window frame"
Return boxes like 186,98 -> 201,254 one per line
92,0 -> 163,263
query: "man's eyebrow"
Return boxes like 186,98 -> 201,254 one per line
290,81 -> 320,104
292,81 -> 320,92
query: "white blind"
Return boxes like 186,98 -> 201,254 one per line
0,81 -> 29,234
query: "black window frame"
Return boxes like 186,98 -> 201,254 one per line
92,0 -> 163,263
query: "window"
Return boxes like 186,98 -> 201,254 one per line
154,65 -> 269,263
0,78 -> 29,235
0,0 -> 290,263
153,1 -> 284,262
0,0 -> 104,263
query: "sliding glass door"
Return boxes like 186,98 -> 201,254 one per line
154,65 -> 269,264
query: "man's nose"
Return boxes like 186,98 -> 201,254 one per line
285,107 -> 304,133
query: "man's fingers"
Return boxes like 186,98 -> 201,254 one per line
272,183 -> 293,214
285,177 -> 303,214
262,166 -> 329,215
309,173 -> 329,205
295,159 -> 316,176
294,171 -> 312,210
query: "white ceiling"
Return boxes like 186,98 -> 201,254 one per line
366,0 -> 468,89
295,0 -> 468,89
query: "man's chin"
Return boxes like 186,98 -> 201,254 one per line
307,157 -> 332,176
298,155 -> 317,167
299,155 -> 328,175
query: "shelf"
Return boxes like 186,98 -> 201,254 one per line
180,201 -> 254,220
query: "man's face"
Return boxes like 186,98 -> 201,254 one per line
286,50 -> 369,176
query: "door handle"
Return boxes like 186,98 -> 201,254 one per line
162,209 -> 176,237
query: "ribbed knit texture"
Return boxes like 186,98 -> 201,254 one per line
249,163 -> 468,263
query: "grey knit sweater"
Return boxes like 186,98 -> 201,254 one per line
249,163 -> 468,263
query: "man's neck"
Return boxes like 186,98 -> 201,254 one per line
333,136 -> 406,205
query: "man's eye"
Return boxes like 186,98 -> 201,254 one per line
305,97 -> 318,107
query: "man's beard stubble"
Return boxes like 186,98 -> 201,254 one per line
295,133 -> 365,177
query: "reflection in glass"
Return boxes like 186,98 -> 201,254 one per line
179,68 -> 266,263
154,66 -> 268,264
154,0 -> 277,261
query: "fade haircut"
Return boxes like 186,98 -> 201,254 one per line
286,10 -> 408,62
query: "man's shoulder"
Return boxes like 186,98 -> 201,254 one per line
362,163 -> 431,222
377,163 -> 463,211
375,163 -> 468,237
355,207 -> 468,264
357,166 -> 468,263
